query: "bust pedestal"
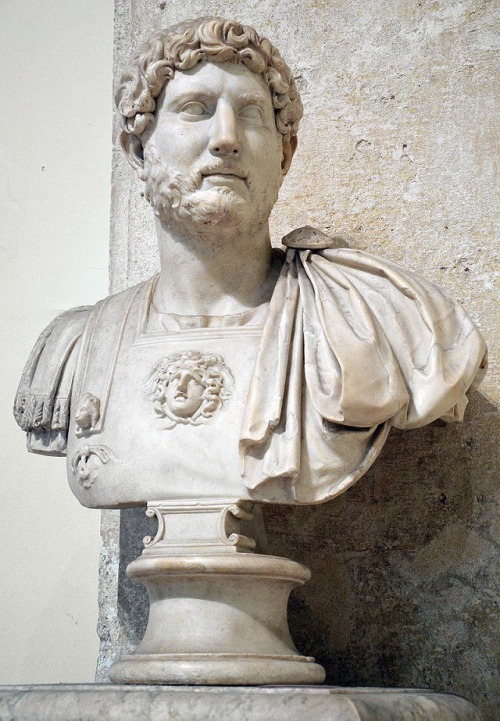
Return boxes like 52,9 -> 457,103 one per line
0,508 -> 483,721
108,500 -> 325,685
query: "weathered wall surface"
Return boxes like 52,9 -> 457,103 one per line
100,1 -> 499,718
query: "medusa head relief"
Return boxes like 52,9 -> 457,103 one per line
145,351 -> 233,429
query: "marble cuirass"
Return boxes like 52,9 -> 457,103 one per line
14,234 -> 487,509
68,277 -> 265,507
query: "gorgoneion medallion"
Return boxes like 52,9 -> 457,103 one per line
145,350 -> 233,428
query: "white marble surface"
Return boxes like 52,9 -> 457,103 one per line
0,685 -> 483,721
109,537 -> 325,685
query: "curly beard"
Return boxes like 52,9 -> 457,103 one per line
143,145 -> 254,233
142,143 -> 283,237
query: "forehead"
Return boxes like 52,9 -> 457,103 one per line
169,364 -> 202,377
161,61 -> 273,106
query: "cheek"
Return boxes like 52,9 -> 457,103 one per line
247,134 -> 281,176
257,129 -> 281,154
265,134 -> 284,168
255,146 -> 284,189
149,124 -> 206,164
188,385 -> 204,400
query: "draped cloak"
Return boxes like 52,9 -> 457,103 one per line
14,239 -> 487,505
239,246 -> 486,501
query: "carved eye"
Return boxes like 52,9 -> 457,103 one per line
181,102 -> 206,117
240,105 -> 264,121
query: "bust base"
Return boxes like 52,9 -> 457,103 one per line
0,685 -> 483,721
110,655 -> 325,685
109,549 -> 325,685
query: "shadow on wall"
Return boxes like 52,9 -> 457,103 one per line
274,391 -> 498,719
116,391 -> 497,719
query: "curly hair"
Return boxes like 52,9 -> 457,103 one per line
115,17 -> 303,144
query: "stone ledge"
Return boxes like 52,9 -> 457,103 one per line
0,685 -> 482,721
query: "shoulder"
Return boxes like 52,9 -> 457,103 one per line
14,279 -> 153,455
15,304 -> 93,413
279,227 -> 486,428
33,305 -> 92,352
13,305 -> 93,454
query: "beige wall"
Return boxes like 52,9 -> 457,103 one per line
0,0 -> 113,682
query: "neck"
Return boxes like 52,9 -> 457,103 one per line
153,216 -> 277,316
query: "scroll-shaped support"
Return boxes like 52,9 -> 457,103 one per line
109,499 -> 326,685
141,499 -> 258,556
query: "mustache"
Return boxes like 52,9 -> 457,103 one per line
195,163 -> 249,186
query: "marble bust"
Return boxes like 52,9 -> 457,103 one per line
14,16 -> 486,508
13,17 -> 487,685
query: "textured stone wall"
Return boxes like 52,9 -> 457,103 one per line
99,2 -> 499,718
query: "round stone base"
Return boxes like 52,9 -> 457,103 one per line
110,654 -> 326,685
109,552 -> 326,685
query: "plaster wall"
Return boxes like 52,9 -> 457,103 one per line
102,1 -> 499,719
0,0 -> 113,682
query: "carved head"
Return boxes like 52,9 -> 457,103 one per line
115,18 -> 302,229
146,351 -> 232,428
75,393 -> 101,433
116,17 -> 302,150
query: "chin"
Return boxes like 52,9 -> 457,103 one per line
145,162 -> 274,233
179,188 -> 251,228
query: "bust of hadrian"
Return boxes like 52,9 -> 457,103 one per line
14,18 -> 486,511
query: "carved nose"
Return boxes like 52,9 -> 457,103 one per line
176,372 -> 190,393
208,102 -> 240,157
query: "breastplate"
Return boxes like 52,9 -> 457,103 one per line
66,280 -> 262,508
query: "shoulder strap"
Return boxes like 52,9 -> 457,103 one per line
72,281 -> 148,437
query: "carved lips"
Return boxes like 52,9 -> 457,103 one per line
200,164 -> 248,186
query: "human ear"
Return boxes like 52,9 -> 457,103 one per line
281,136 -> 297,176
120,132 -> 146,181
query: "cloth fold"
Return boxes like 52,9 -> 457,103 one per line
240,247 -> 486,501
13,306 -> 91,454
